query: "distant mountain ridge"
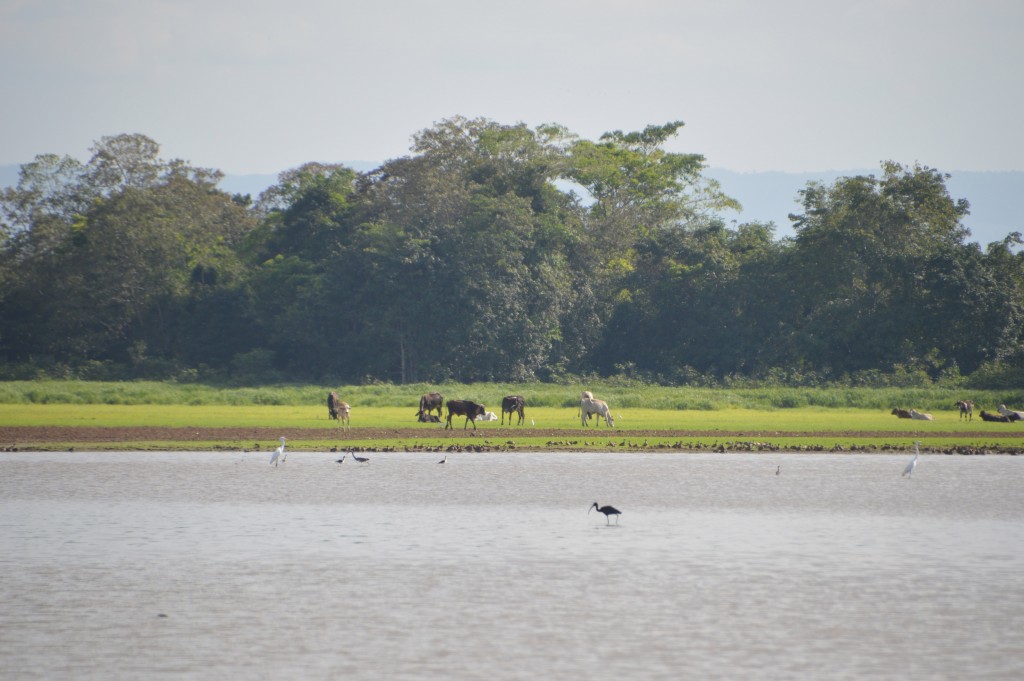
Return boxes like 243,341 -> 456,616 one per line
3,163 -> 1020,246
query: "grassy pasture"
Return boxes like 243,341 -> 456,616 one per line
2,401 -> 1022,453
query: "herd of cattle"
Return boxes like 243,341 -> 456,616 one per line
328,392 -> 1024,429
326,390 -> 617,429
890,400 -> 1024,423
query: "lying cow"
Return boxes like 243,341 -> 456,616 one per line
581,396 -> 614,427
998,404 -> 1024,421
445,399 -> 486,430
417,413 -> 441,423
501,395 -> 526,425
980,410 -> 1013,423
416,391 -> 444,422
475,411 -> 499,422
891,408 -> 912,419
910,409 -> 933,421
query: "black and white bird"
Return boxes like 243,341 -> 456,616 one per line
335,455 -> 346,464
589,502 -> 622,525
437,455 -> 447,464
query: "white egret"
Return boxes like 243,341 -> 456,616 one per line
902,441 -> 920,478
269,437 -> 286,467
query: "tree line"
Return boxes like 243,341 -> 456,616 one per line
1,119 -> 1022,388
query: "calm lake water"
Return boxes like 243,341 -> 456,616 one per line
1,450 -> 1022,680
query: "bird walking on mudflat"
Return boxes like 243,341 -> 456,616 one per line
589,502 -> 621,525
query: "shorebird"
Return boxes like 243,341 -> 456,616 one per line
902,442 -> 920,478
437,455 -> 446,464
776,465 -> 781,475
351,452 -> 369,464
589,502 -> 621,525
269,437 -> 286,467
335,455 -> 346,464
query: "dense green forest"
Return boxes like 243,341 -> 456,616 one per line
1,119 -> 1022,388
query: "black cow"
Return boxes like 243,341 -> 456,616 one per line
501,395 -> 526,425
328,391 -> 340,420
979,410 -> 1012,423
445,399 -> 486,430
417,413 -> 440,423
417,392 -> 444,422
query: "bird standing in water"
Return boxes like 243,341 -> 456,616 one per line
269,437 -> 286,467
351,452 -> 369,464
902,442 -> 920,478
589,502 -> 621,525
437,455 -> 446,464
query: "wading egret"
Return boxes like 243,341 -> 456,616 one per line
269,437 -> 286,467
902,442 -> 920,478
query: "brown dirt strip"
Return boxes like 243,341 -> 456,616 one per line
2,425 -> 1022,450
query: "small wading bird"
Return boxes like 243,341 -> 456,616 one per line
437,455 -> 446,464
589,502 -> 621,525
335,455 -> 346,464
269,437 -> 286,467
776,465 -> 781,476
902,442 -> 921,478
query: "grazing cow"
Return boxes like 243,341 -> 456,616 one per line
581,397 -> 614,427
980,410 -> 1013,423
335,401 -> 351,430
998,404 -> 1024,421
501,395 -> 526,425
445,399 -> 486,430
417,413 -> 441,423
891,408 -> 912,419
909,409 -> 933,421
955,400 -> 974,421
416,392 -> 444,422
328,392 -> 341,420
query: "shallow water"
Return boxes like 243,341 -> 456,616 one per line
2,451 -> 1022,680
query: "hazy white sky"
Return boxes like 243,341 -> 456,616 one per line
2,0 -> 1021,175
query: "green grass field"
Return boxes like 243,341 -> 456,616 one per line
3,397 -> 1022,453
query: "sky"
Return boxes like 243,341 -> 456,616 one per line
1,0 -> 1022,176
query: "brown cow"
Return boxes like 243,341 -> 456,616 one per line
980,410 -> 1013,423
891,408 -> 912,419
328,392 -> 340,420
417,392 -> 444,422
445,400 -> 486,430
501,395 -> 525,425
955,400 -> 973,421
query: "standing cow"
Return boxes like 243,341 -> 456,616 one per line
417,392 -> 444,422
501,395 -> 526,425
581,396 -> 614,427
445,399 -> 486,430
328,392 -> 341,420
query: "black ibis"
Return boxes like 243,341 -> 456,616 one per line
589,502 -> 621,525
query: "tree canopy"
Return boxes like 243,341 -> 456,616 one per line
1,124 -> 1021,387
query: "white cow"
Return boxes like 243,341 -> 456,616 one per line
909,409 -> 933,421
998,404 -> 1024,421
336,401 -> 351,430
581,397 -> 614,427
474,411 -> 499,422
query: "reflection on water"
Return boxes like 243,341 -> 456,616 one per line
2,451 -> 1023,680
